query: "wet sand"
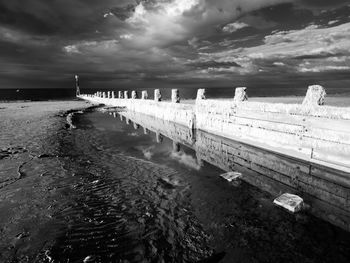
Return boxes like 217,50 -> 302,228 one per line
1,99 -> 350,262
0,100 -> 91,261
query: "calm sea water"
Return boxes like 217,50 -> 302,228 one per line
1,84 -> 349,101
44,108 -> 350,262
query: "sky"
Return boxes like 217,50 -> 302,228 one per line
0,0 -> 350,93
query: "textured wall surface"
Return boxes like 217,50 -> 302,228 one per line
113,110 -> 350,231
79,93 -> 350,173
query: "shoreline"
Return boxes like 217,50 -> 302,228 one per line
0,100 -> 93,261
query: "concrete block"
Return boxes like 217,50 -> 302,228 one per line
133,122 -> 139,130
142,91 -> 148,100
154,89 -> 162,102
118,91 -> 123,99
124,91 -> 129,99
102,92 -> 106,98
196,89 -> 206,100
131,90 -> 138,99
107,91 -> 111,99
234,87 -> 248,102
171,89 -> 180,103
220,171 -> 242,182
156,132 -> 163,143
273,193 -> 304,213
302,85 -> 326,106
172,141 -> 180,152
111,91 -> 116,99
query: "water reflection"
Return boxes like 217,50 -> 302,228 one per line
116,109 -> 350,232
48,109 -> 350,263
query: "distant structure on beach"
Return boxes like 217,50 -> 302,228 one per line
75,75 -> 80,96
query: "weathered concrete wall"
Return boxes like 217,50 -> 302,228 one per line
113,110 -> 350,231
79,85 -> 350,173
195,97 -> 350,172
82,95 -> 194,128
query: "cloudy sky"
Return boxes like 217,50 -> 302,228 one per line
0,0 -> 350,93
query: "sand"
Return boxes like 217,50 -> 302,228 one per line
0,100 -> 91,261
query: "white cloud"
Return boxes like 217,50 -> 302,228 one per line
0,26 -> 48,46
222,21 -> 249,33
190,22 -> 350,75
273,62 -> 285,66
120,34 -> 133,40
103,12 -> 113,18
298,65 -> 350,73
328,20 -> 339,25
64,45 -> 80,54
123,0 -> 292,47
63,40 -> 119,55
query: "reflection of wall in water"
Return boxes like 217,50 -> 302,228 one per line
120,110 -> 195,147
117,110 -> 350,231
195,130 -> 350,231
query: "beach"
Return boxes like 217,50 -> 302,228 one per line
1,99 -> 350,262
0,100 -> 91,261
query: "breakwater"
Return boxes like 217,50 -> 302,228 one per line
106,110 -> 350,231
79,85 -> 350,174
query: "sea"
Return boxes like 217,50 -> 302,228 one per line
1,84 -> 349,101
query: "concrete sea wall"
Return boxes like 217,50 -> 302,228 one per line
110,110 -> 350,231
79,85 -> 350,173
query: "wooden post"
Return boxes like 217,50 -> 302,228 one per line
141,91 -> 148,100
234,87 -> 248,102
171,89 -> 180,103
124,91 -> 129,99
173,141 -> 180,152
154,89 -> 162,102
133,122 -> 139,130
302,85 -> 326,106
196,89 -> 206,100
131,91 -> 138,99
75,75 -> 80,96
156,132 -> 163,143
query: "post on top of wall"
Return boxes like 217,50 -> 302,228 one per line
171,89 -> 180,103
302,85 -> 326,107
196,89 -> 206,100
233,87 -> 248,102
141,91 -> 148,100
124,91 -> 129,99
154,89 -> 162,102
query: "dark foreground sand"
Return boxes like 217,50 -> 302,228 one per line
0,100 -> 91,261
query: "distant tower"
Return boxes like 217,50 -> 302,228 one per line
75,75 -> 80,96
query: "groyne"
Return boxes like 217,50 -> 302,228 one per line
107,110 -> 350,231
79,85 -> 350,174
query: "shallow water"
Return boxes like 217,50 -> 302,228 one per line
43,109 -> 350,263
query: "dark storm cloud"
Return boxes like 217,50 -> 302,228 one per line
188,60 -> 241,69
300,0 -> 349,7
0,0 -> 350,91
253,3 -> 313,26
110,4 -> 136,21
